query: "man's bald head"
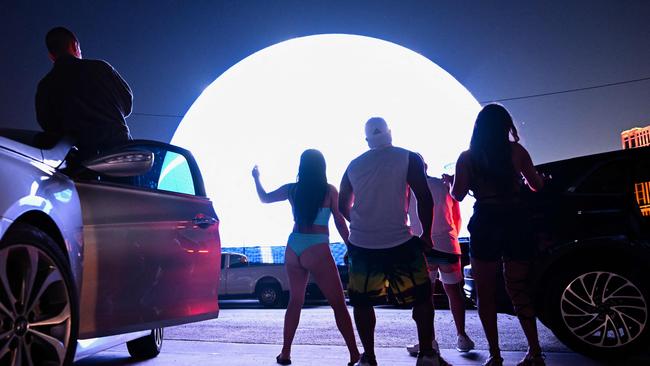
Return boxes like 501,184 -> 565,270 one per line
45,27 -> 81,61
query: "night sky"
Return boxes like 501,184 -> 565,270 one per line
1,0 -> 649,164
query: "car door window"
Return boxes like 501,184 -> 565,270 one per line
576,160 -> 629,195
95,142 -> 200,196
229,255 -> 248,268
157,151 -> 195,195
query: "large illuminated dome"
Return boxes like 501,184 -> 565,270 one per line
172,34 -> 480,246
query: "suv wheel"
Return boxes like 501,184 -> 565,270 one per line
126,327 -> 164,359
0,224 -> 78,366
546,265 -> 648,357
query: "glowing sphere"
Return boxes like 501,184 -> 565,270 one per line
172,34 -> 480,247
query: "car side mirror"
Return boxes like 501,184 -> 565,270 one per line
82,150 -> 154,177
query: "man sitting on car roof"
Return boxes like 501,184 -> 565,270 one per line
35,26 -> 133,159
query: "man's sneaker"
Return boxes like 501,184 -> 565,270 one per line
353,353 -> 378,366
456,334 -> 475,352
406,339 -> 439,356
415,350 -> 452,366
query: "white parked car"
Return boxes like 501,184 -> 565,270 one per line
0,130 -> 221,365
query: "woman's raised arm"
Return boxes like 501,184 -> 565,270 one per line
252,165 -> 291,203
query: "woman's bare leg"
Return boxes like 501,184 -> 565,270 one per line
471,258 -> 501,358
279,247 -> 309,360
301,243 -> 360,364
504,260 -> 542,356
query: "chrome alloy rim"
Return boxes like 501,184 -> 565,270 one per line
561,271 -> 647,348
0,245 -> 72,366
260,288 -> 277,304
153,328 -> 163,349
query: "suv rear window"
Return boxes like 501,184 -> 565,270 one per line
576,159 -> 629,195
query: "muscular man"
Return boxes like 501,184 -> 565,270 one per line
36,26 -> 133,158
339,117 -> 449,366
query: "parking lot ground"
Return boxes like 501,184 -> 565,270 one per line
77,304 -> 648,365
163,304 -> 569,352
79,340 -> 617,366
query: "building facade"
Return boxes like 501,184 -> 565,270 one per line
621,126 -> 650,149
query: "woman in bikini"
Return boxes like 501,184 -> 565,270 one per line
451,104 -> 545,366
252,149 -> 360,366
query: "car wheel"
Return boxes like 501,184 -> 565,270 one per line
257,283 -> 284,308
545,264 -> 648,358
126,327 -> 164,359
0,223 -> 78,366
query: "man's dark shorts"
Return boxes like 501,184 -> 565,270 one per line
347,236 -> 432,307
468,202 -> 535,261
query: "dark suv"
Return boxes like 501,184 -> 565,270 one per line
464,146 -> 650,358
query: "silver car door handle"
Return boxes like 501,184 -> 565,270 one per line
192,215 -> 217,228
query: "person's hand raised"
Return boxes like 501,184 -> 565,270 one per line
441,173 -> 454,186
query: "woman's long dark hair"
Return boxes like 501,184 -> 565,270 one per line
291,149 -> 328,225
469,104 -> 520,192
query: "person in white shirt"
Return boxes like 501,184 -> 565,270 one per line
339,117 -> 449,366
406,157 -> 475,356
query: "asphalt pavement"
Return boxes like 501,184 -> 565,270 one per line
77,340 -> 613,366
77,301 -> 647,366
166,301 -> 568,352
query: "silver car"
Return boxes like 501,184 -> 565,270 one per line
0,130 -> 221,365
